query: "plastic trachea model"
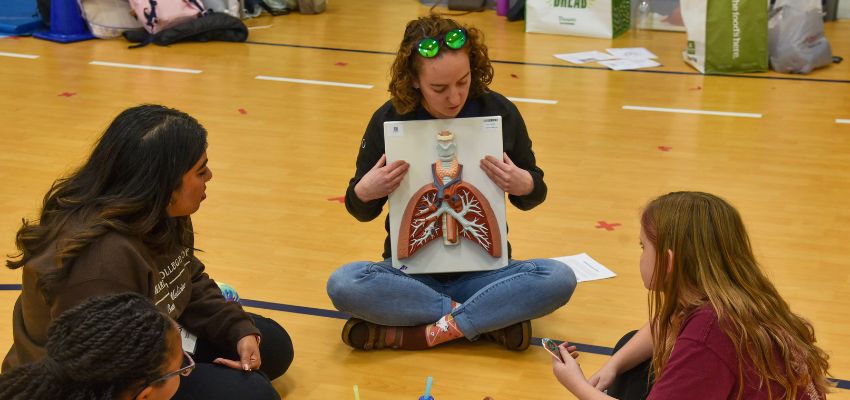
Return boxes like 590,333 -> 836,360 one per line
398,130 -> 501,259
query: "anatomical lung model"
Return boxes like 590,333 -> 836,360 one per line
397,130 -> 501,259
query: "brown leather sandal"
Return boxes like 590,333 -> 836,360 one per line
341,318 -> 404,350
480,320 -> 532,351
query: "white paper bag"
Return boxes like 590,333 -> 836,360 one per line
526,0 -> 631,38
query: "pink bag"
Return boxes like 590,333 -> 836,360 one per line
130,0 -> 207,34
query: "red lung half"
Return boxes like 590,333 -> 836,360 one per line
398,180 -> 501,260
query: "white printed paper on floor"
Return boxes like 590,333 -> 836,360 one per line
554,51 -> 616,64
606,47 -> 658,59
551,253 -> 616,283
598,58 -> 661,71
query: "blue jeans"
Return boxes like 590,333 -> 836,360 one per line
326,259 -> 577,339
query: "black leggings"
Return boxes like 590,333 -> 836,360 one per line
172,313 -> 294,400
606,330 -> 654,400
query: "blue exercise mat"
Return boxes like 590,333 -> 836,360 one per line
0,0 -> 45,35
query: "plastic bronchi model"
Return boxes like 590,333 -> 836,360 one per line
397,131 -> 501,259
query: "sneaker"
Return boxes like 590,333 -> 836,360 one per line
480,320 -> 532,351
424,315 -> 462,347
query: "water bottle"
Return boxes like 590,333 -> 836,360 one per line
496,0 -> 508,16
635,0 -> 651,32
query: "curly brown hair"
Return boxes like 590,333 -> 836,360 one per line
389,15 -> 494,115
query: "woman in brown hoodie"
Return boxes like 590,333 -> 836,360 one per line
3,105 -> 292,400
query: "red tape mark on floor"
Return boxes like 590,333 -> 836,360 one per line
595,221 -> 621,231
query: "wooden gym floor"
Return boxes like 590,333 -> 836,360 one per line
1,1 -> 849,398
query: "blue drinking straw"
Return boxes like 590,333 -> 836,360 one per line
424,376 -> 433,397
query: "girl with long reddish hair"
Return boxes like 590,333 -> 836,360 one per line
553,191 -> 830,400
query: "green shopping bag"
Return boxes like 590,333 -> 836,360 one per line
681,0 -> 768,73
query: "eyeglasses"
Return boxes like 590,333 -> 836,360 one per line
417,29 -> 467,58
133,351 -> 195,398
151,350 -> 195,384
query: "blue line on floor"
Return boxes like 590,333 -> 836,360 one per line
533,337 -> 614,356
1,284 -> 847,389
244,41 -> 850,85
241,298 -> 349,320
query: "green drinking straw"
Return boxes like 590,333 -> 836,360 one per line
354,384 -> 360,400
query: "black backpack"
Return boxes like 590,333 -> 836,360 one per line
124,12 -> 248,48
507,0 -> 525,21
38,0 -> 51,27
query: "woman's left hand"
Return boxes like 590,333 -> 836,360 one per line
213,335 -> 262,371
552,342 -> 587,392
480,152 -> 533,196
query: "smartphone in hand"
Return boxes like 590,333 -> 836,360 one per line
542,338 -> 564,363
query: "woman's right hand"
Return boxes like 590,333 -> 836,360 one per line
587,360 -> 619,391
354,154 -> 409,202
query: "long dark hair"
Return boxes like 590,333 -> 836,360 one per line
0,292 -> 175,400
6,105 -> 208,302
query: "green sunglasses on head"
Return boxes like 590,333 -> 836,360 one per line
417,28 -> 467,58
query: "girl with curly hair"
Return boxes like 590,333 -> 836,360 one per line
0,293 -> 186,400
327,15 -> 576,351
